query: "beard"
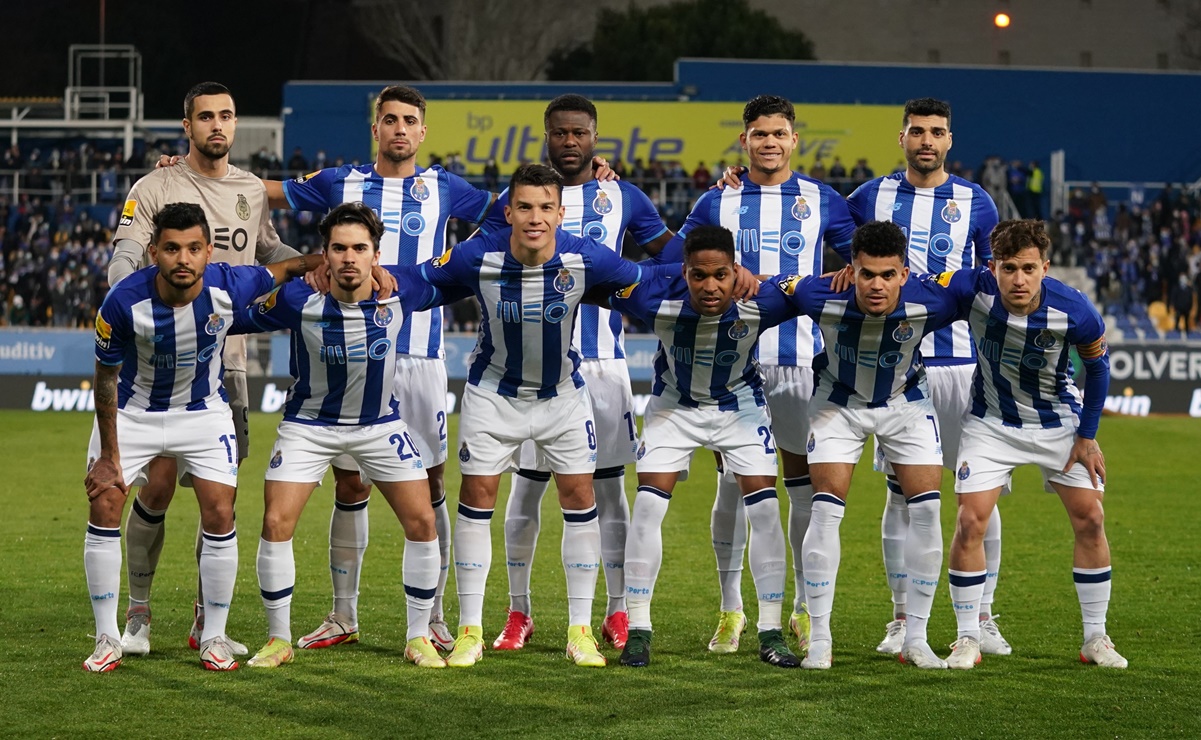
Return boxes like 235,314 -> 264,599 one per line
906,150 -> 945,175
161,268 -> 201,291
193,138 -> 231,160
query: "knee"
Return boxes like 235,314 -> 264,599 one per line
90,489 -> 128,528
260,509 -> 295,542
1071,501 -> 1105,541
405,509 -> 436,542
201,500 -> 236,534
954,504 -> 991,543
137,478 -> 176,509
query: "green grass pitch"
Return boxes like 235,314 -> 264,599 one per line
1,411 -> 1197,738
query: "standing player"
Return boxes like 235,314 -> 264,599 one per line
107,82 -> 301,658
606,225 -> 799,669
942,220 -> 1125,669
476,94 -> 673,652
778,221 -> 979,670
83,203 -> 324,672
231,204 -> 465,670
270,85 -> 494,651
661,95 -> 854,654
418,164 -> 646,668
846,98 -> 1004,656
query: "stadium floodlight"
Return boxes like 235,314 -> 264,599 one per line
994,12 -> 1011,28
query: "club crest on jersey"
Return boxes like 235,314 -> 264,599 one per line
410,178 -> 431,201
205,313 -> 226,335
957,461 -> 971,480
119,199 -> 137,227
807,433 -> 816,453
270,451 -> 283,469
778,274 -> 802,296
235,193 -> 251,221
554,268 -> 576,293
728,319 -> 750,340
636,440 -> 646,460
374,305 -> 394,327
459,443 -> 471,463
892,321 -> 914,342
941,200 -> 962,224
791,195 -> 812,221
592,189 -> 614,214
1034,329 -> 1056,349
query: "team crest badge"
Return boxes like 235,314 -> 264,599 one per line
957,461 -> 971,481
235,194 -> 251,221
270,451 -> 283,469
1034,329 -> 1056,349
892,321 -> 914,342
459,443 -> 471,463
806,433 -> 816,454
205,313 -> 226,335
87,456 -> 97,471
554,268 -> 576,293
592,189 -> 613,215
791,195 -> 812,221
374,305 -> 394,327
728,319 -> 750,340
778,274 -> 802,296
941,200 -> 962,224
636,441 -> 646,460
410,178 -> 431,201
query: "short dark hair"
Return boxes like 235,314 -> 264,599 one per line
319,202 -> 384,251
743,95 -> 795,128
903,97 -> 952,128
509,163 -> 564,199
184,82 -> 233,119
375,85 -> 427,121
544,94 -> 597,128
851,221 -> 908,261
683,225 -> 736,263
152,202 -> 210,244
990,219 -> 1051,261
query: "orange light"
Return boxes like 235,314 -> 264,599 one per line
994,12 -> 1011,28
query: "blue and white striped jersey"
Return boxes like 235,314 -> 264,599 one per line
282,164 -> 492,359
956,269 -> 1109,436
94,263 -> 275,412
231,267 -> 452,426
420,227 -> 644,399
479,181 -> 667,360
609,269 -> 798,411
779,271 -> 973,408
847,173 -> 998,366
660,172 -> 855,367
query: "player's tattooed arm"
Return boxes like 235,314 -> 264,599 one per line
85,362 -> 128,500
640,230 -> 676,258
1064,436 -> 1106,490
265,253 -> 326,285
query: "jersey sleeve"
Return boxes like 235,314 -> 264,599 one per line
418,240 -> 475,289
845,182 -> 873,226
224,264 -> 278,307
281,168 -> 337,212
477,189 -> 509,235
775,273 -> 822,317
1069,297 -> 1110,440
93,291 -> 132,365
585,242 -> 643,293
971,188 -> 999,262
756,276 -> 805,328
446,172 -> 494,224
655,190 -> 717,263
607,277 -> 650,322
929,266 -> 986,321
234,283 -> 299,335
823,188 -> 856,261
112,174 -> 163,248
624,184 -> 669,246
389,264 -> 472,312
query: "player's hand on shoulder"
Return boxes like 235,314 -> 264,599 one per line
85,458 -> 128,500
371,265 -> 397,300
304,265 -> 332,295
593,156 -> 619,181
154,155 -> 183,169
825,265 -> 854,292
713,166 -> 746,191
1065,436 -> 1105,489
732,264 -> 760,300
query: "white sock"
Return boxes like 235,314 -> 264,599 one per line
455,503 -> 493,627
594,467 -> 630,616
783,475 -> 812,614
403,538 -> 440,641
199,528 -> 238,644
84,524 -> 122,640
257,538 -> 294,642
562,506 -> 601,627
744,488 -> 787,632
710,473 -> 746,612
431,495 -> 451,621
1074,566 -> 1112,642
881,478 -> 909,617
903,492 -> 943,645
803,495 -> 846,643
329,498 -> 369,626
948,569 -> 986,640
625,485 -> 671,631
981,505 -> 1002,615
503,470 -> 548,616
124,496 -> 166,606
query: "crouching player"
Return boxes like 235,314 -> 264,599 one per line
232,203 -> 464,669
606,225 -> 798,669
944,219 -> 1126,669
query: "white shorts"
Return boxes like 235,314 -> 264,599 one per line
86,408 -> 239,489
517,359 -> 639,471
807,396 -> 943,466
636,396 -> 778,478
267,419 -> 427,484
458,384 -> 597,476
954,415 -> 1105,494
333,355 -> 449,473
875,363 -> 974,474
762,364 -> 814,455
